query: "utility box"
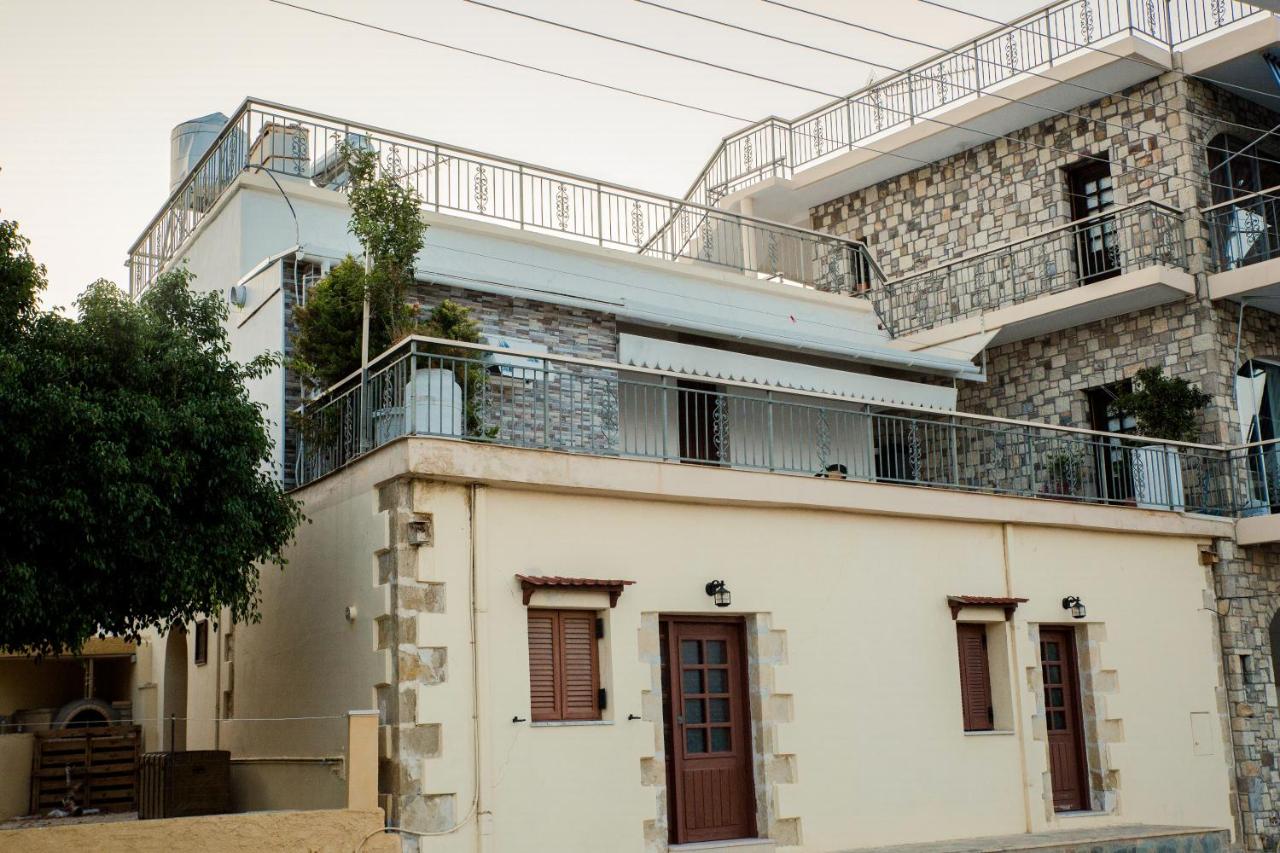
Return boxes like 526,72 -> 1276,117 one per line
139,751 -> 230,820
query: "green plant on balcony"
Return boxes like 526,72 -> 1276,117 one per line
1042,447 -> 1086,498
1109,367 -> 1211,443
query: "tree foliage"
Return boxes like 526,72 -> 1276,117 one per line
0,221 -> 304,654
1110,366 -> 1211,443
293,145 -> 427,387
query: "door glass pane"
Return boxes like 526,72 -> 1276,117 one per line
1048,687 -> 1064,707
685,699 -> 705,724
682,669 -> 703,695
707,669 -> 728,694
1045,664 -> 1061,684
710,727 -> 731,752
681,640 -> 701,664
706,640 -> 727,664
686,727 -> 706,753
1050,710 -> 1066,730
1044,642 -> 1060,661
709,698 -> 730,722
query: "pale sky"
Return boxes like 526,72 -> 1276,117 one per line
0,0 -> 1038,311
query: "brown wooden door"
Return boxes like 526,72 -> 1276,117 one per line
661,618 -> 756,844
1040,627 -> 1090,812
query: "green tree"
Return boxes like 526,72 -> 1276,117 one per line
0,221 -> 304,655
293,145 -> 427,387
1110,366 -> 1212,443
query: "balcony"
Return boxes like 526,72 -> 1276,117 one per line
295,336 -> 1278,530
873,200 -> 1193,343
126,100 -> 879,302
1205,185 -> 1280,300
685,0 -> 1268,222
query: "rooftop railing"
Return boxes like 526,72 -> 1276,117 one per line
126,99 -> 880,300
295,336 -> 1275,521
681,0 -> 1263,209
875,199 -> 1186,336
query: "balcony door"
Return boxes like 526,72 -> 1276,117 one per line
1237,359 -> 1280,512
1086,381 -> 1136,504
1209,133 -> 1280,268
677,380 -> 726,465
1067,158 -> 1119,284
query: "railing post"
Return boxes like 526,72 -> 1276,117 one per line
407,345 -> 418,437
661,378 -> 671,461
542,358 -> 551,449
907,74 -> 917,125
973,43 -> 983,94
517,165 -> 526,230
766,391 -> 776,472
596,184 -> 604,247
1046,10 -> 1055,65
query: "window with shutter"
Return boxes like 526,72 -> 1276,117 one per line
956,623 -> 994,732
526,609 -> 601,722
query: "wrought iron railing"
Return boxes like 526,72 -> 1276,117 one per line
126,99 -> 879,300
681,0 -> 1263,209
875,200 -> 1186,336
295,336 -> 1273,520
1204,184 -> 1280,271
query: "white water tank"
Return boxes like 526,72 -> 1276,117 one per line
170,112 -> 230,192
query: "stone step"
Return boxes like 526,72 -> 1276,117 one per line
839,824 -> 1231,853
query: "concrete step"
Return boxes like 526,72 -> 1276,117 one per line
839,824 -> 1231,853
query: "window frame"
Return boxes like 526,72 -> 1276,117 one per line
956,622 -> 995,732
193,619 -> 209,667
527,608 -> 602,723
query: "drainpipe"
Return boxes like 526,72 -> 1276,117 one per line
472,483 -> 494,853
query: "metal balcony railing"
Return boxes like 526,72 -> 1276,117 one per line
874,199 -> 1186,336
681,0 -> 1263,209
126,99 -> 880,300
1204,184 -> 1280,272
295,336 -> 1277,521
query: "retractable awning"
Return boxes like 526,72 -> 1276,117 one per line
618,334 -> 957,410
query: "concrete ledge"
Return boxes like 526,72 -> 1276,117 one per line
1206,255 -> 1280,302
0,808 -> 398,853
671,839 -> 776,853
838,824 -> 1229,852
1236,512 -> 1280,545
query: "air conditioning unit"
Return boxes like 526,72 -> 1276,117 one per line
482,335 -> 548,380
311,133 -> 374,189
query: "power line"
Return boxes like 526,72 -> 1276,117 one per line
461,0 -> 1218,199
264,0 -> 747,123
635,0 -> 1218,171
263,0 -> 1000,186
760,0 -> 1280,166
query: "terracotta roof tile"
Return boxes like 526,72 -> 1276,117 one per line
947,595 -> 1028,619
517,575 -> 635,607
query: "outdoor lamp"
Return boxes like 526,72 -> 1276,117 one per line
1062,596 -> 1087,619
705,580 -> 732,608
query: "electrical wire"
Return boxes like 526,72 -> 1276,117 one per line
762,0 -> 1280,156
458,0 -> 1234,200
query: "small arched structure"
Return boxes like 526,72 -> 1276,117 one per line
162,629 -> 188,751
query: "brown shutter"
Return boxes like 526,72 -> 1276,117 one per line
559,611 -> 600,721
528,611 -> 560,721
956,623 -> 994,731
527,609 -> 600,722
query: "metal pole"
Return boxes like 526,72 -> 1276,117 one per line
360,254 -> 371,452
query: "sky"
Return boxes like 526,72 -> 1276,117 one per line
0,0 -> 1039,311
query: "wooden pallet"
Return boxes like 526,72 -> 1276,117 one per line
30,725 -> 141,814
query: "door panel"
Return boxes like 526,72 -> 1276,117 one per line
662,619 -> 756,844
1040,627 -> 1090,812
1068,160 -> 1119,284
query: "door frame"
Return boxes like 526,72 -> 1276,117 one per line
660,614 -> 758,845
1039,625 -> 1091,812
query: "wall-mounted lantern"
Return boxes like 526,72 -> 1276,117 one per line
1061,596 -> 1086,620
705,580 -> 731,608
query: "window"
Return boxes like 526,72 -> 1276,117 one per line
956,623 -> 994,732
527,609 -> 601,721
194,620 -> 209,666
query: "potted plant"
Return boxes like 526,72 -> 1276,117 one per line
1042,448 -> 1086,500
1109,367 -> 1211,511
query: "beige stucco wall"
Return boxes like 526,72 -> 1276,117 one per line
0,808 -> 397,853
470,487 -> 1233,851
0,734 -> 34,819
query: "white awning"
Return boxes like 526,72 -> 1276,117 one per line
619,334 -> 957,410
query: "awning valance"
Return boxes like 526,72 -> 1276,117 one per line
618,334 -> 957,410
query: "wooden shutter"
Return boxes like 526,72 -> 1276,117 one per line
527,610 -> 600,722
956,623 -> 994,732
559,611 -> 600,720
528,611 -> 560,721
